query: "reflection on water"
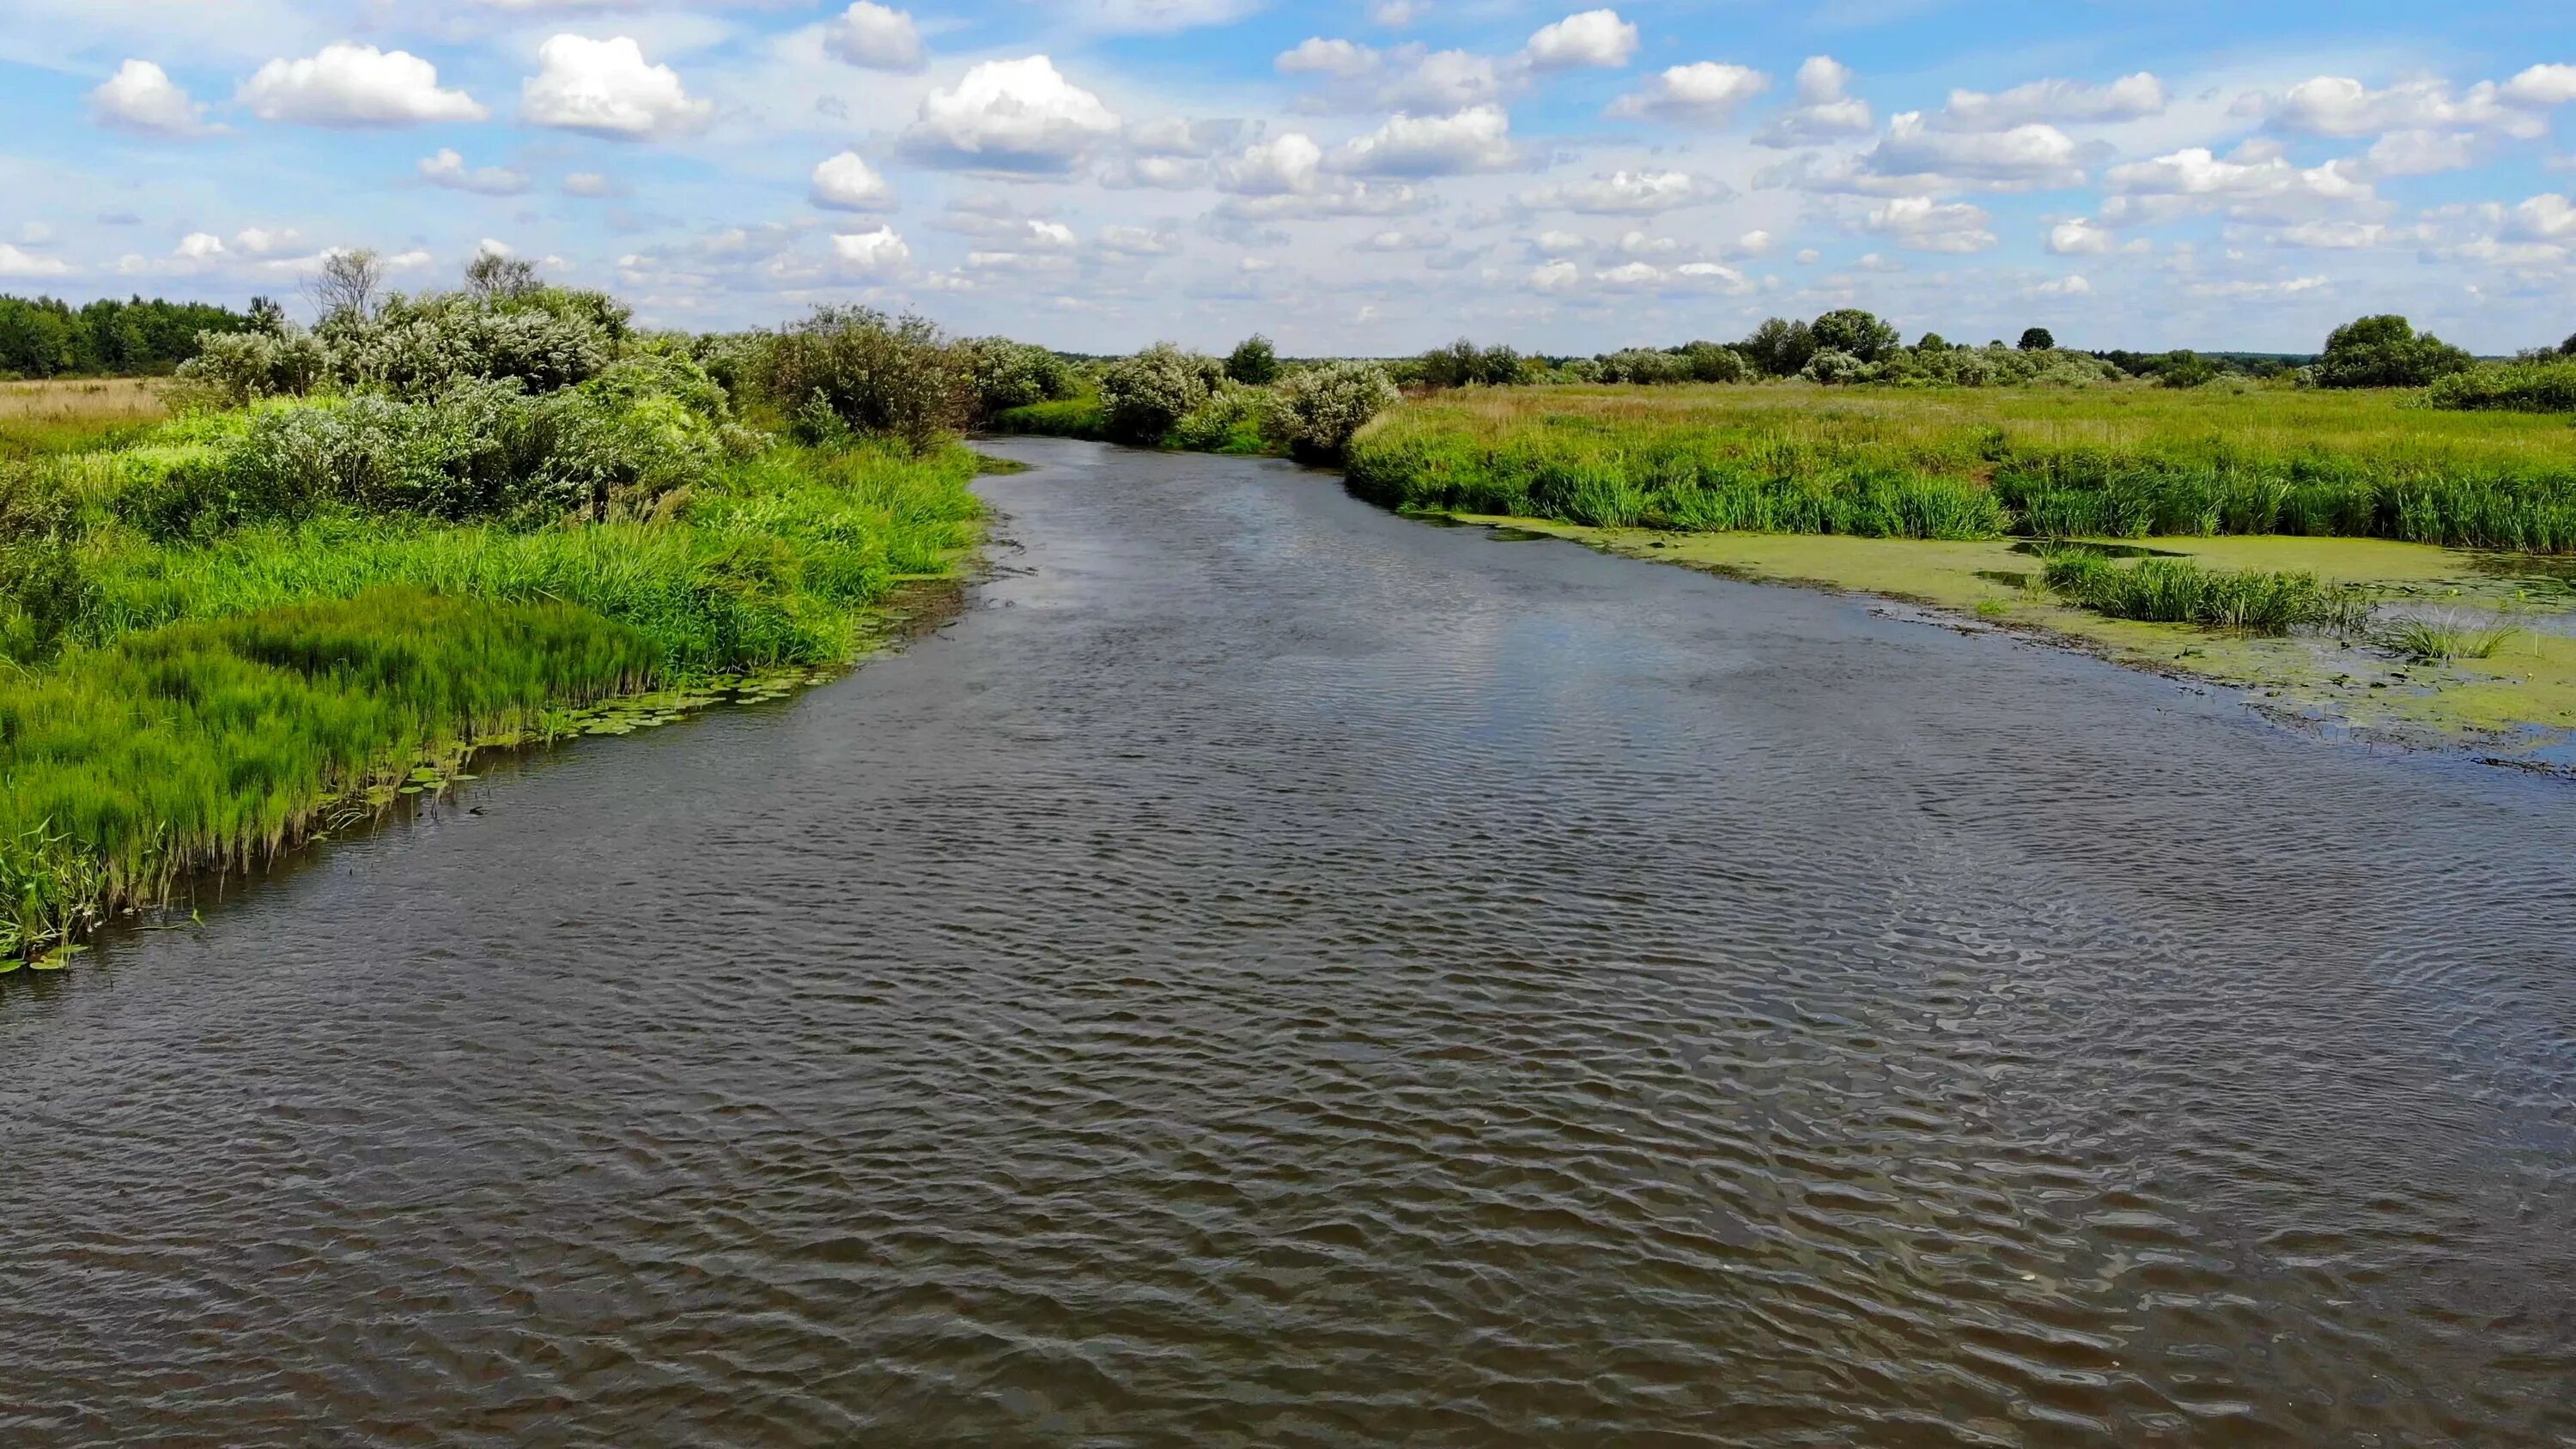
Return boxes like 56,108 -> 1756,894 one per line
3,438 -> 2573,1446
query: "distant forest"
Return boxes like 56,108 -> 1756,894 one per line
0,294 -> 261,379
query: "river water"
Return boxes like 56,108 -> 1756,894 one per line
3,438 -> 2572,1446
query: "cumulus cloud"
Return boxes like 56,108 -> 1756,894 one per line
2251,71 -> 2573,142
1529,258 -> 1581,290
1868,112 -> 2084,187
1866,196 -> 1997,252
419,149 -> 531,196
1939,73 -> 2165,130
2504,64 -> 2576,106
1336,106 -> 1519,176
1052,0 -> 1262,34
90,59 -> 214,136
1611,64 -> 1769,125
1755,56 -> 1873,147
1212,133 -> 1325,194
1384,50 -> 1510,112
2270,220 -> 2424,249
831,227 -> 910,271
2103,145 -> 2376,225
2029,274 -> 2090,296
521,36 -> 714,140
2503,192 -> 2576,241
1525,10 -> 1637,70
1277,38 -> 1379,79
0,244 -> 71,278
240,44 -> 488,127
562,172 -> 615,197
1519,168 -> 1718,214
2046,217 -> 2114,254
902,56 -> 1121,173
810,150 -> 895,209
2364,129 -> 2483,177
823,3 -> 927,72
1357,226 -> 1451,251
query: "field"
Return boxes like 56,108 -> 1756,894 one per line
1347,384 -> 2576,549
0,378 -> 168,456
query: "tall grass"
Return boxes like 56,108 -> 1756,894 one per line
0,589 -> 657,960
2040,554 -> 2336,634
1346,385 -> 2576,551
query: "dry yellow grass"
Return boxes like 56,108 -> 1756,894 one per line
0,378 -> 170,453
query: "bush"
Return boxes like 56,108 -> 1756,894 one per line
1801,349 -> 1868,385
1225,335 -> 1280,386
1419,339 -> 1525,389
761,306 -> 969,452
325,288 -> 628,401
1097,343 -> 1224,444
2317,314 -> 2474,389
1596,349 -> 1694,385
1170,385 -> 1272,452
1270,361 -> 1399,458
1679,343 -> 1749,384
2421,359 -> 2576,413
173,328 -> 331,407
963,337 -> 1075,420
2157,352 -> 2222,389
1811,309 -> 1901,363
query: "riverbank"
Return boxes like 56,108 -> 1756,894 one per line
3,400 -> 984,967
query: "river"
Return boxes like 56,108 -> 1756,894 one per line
2,438 -> 2571,1446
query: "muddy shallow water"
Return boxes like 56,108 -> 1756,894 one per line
3,438 -> 2573,1446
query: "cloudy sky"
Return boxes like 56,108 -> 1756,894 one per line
3,0 -> 2571,355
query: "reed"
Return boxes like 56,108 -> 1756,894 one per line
2039,553 -> 2336,634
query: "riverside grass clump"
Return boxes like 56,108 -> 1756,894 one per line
1344,384 -> 2576,550
2039,552 -> 2341,634
0,267 -> 987,966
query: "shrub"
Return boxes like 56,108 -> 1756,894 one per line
2019,327 -> 2057,352
963,337 -> 1075,419
1170,385 -> 1272,452
1597,349 -> 1695,385
1419,339 -> 1525,389
2421,359 -> 2576,413
761,306 -> 969,451
2158,352 -> 2221,388
1682,342 -> 1750,383
1812,309 -> 1902,363
325,288 -> 628,400
1270,361 -> 1399,458
1225,335 -> 1280,386
1801,349 -> 1868,385
173,328 -> 331,406
1097,343 -> 1224,443
2317,314 -> 2474,389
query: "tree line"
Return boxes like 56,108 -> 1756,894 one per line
0,294 -> 264,379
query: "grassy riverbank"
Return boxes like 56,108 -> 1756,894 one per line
2,284 -> 988,967
1347,385 -> 2576,549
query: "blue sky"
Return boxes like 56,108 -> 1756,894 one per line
2,0 -> 2571,355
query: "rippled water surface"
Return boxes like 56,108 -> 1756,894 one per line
4,439 -> 2574,1446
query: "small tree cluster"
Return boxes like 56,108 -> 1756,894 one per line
1224,335 -> 1281,386
1269,361 -> 1400,458
1098,343 -> 1228,443
761,306 -> 969,452
963,337 -> 1077,419
2315,315 -> 2474,389
1418,338 -> 1528,389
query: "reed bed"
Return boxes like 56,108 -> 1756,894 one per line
0,378 -> 168,456
2039,554 -> 2341,634
1346,385 -> 2576,550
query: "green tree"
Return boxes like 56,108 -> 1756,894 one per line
1224,334 -> 1279,385
2560,331 -> 2576,356
2316,314 -> 2475,388
1916,332 -> 1950,353
1810,309 -> 1901,363
2018,326 -> 2057,351
1740,318 -> 1818,376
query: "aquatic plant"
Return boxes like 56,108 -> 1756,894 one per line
2041,553 -> 2332,634
2379,613 -> 2521,664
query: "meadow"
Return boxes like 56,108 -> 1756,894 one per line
1344,384 -> 2576,550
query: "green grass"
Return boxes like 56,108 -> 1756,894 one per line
2040,552 -> 2342,634
0,432 -> 982,964
1346,384 -> 2576,550
991,395 -> 1109,440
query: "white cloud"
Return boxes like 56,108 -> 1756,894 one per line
1525,9 -> 1637,70
419,148 -> 531,196
1336,106 -> 1518,175
2030,274 -> 2090,295
2046,217 -> 2113,254
1595,260 -> 1662,287
1869,112 -> 2083,187
2504,192 -> 2576,241
1213,133 -> 1324,194
1534,230 -> 1584,254
2366,129 -> 2482,177
1866,195 -> 1997,252
90,59 -> 212,136
1211,180 -> 1425,222
1050,0 -> 1261,34
240,44 -> 488,127
823,3 -> 927,72
1097,224 -> 1178,256
902,56 -> 1121,173
1381,51 -> 1508,112
521,35 -> 713,140
2103,145 -> 2375,225
2503,64 -> 2576,106
1529,258 -> 1581,290
1520,168 -> 1716,214
172,232 -> 228,259
2270,220 -> 2419,249
1611,63 -> 1770,125
232,227 -> 300,255
1370,0 -> 1426,25
562,172 -> 614,197
1940,73 -> 2166,130
810,150 -> 894,209
830,226 -> 909,271
1357,226 -> 1450,251
1277,38 -> 1378,79
1755,56 -> 1873,146
1676,260 -> 1751,290
0,244 -> 71,277
2185,275 -> 2329,298
2255,74 -> 2557,141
